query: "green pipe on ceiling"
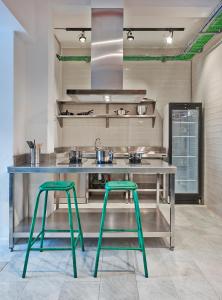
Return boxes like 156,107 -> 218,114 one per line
57,53 -> 195,62
206,12 -> 222,33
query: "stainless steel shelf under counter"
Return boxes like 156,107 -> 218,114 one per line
7,159 -> 176,251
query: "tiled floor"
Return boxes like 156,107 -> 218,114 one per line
1,206 -> 222,299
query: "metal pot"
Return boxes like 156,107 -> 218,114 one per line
137,104 -> 147,115
114,108 -> 129,116
96,150 -> 113,164
129,153 -> 142,164
69,150 -> 82,164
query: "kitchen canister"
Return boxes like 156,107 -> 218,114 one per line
30,144 -> 42,165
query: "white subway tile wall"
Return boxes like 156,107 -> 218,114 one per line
59,50 -> 191,148
192,43 -> 222,215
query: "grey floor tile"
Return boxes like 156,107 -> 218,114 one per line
100,238 -> 135,274
102,250 -> 135,273
172,275 -> 219,300
0,261 -> 8,271
162,253 -> 202,278
64,249 -> 101,281
99,272 -> 139,300
0,282 -> 27,300
58,281 -> 100,300
137,278 -> 179,300
134,248 -> 168,280
1,250 -> 64,280
20,277 -> 64,300
202,275 -> 222,298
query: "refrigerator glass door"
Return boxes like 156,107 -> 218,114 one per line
172,108 -> 199,194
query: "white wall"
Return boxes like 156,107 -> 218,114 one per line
192,42 -> 222,216
0,0 -> 58,240
49,37 -> 62,148
13,32 -> 28,154
0,31 -> 14,239
59,49 -> 191,147
2,0 -> 35,37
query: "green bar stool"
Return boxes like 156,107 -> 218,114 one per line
94,180 -> 148,278
22,181 -> 84,278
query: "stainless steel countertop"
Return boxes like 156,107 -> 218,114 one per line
8,159 -> 176,174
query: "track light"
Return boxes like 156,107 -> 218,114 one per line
79,31 -> 86,43
166,30 -> 173,44
127,30 -> 134,41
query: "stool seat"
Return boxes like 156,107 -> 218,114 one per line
105,180 -> 137,191
40,181 -> 75,191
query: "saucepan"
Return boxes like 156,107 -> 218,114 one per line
129,153 -> 142,164
96,150 -> 113,164
69,150 -> 82,164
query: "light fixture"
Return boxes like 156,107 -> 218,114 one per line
104,95 -> 111,102
127,30 -> 134,41
166,30 -> 173,44
79,31 -> 86,43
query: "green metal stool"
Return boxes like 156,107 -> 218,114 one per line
22,181 -> 84,278
94,181 -> 148,278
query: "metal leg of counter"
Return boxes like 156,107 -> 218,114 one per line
9,173 -> 14,251
169,173 -> 175,250
156,174 -> 160,208
125,173 -> 129,203
163,174 -> 166,200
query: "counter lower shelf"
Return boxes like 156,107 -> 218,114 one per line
14,207 -> 170,239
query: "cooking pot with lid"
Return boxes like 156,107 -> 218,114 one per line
129,152 -> 142,164
96,150 -> 113,164
69,150 -> 82,164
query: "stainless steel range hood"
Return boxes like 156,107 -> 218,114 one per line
66,8 -> 146,100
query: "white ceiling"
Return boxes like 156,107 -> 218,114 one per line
53,0 -> 221,51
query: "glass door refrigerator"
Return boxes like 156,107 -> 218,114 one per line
163,103 -> 202,204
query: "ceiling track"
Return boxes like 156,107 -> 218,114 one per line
56,6 -> 222,62
55,27 -> 185,32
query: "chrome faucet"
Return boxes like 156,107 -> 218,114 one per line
95,137 -> 102,150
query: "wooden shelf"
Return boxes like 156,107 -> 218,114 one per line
57,114 -> 156,118
56,99 -> 156,128
57,114 -> 156,128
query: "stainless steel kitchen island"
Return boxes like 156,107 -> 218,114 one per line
7,159 -> 176,251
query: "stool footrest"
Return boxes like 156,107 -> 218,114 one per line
101,246 -> 142,251
31,247 -> 73,251
44,229 -> 79,233
30,233 -> 81,250
103,228 -> 138,232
